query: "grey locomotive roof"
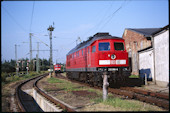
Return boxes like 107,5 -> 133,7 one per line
127,28 -> 161,37
67,33 -> 123,55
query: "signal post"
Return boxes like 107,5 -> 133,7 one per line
47,24 -> 55,77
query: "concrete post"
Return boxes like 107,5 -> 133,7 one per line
103,72 -> 109,101
145,73 -> 148,85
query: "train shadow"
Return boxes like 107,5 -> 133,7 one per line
19,89 -> 44,112
109,78 -> 144,88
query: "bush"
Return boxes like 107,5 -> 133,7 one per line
14,76 -> 20,81
29,72 -> 37,77
1,73 -> 7,82
1,62 -> 15,73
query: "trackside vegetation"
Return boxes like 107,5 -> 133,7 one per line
1,71 -> 48,86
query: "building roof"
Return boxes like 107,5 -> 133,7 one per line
137,46 -> 153,53
127,28 -> 161,37
152,25 -> 169,37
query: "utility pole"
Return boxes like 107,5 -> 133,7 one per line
29,33 -> 33,71
27,60 -> 29,75
36,42 -> 39,73
47,24 -> 55,77
15,44 -> 19,76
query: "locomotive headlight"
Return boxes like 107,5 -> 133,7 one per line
111,54 -> 116,59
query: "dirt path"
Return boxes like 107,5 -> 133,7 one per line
2,81 -> 21,112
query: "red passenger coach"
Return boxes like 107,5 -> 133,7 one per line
66,33 -> 130,86
54,64 -> 61,73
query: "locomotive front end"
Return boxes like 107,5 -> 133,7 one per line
96,39 -> 129,72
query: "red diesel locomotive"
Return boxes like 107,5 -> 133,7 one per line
54,64 -> 61,73
66,33 -> 130,86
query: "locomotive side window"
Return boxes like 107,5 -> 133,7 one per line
92,46 -> 96,53
114,42 -> 124,51
99,42 -> 110,51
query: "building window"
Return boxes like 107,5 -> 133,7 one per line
92,46 -> 96,53
99,42 -> 110,51
114,42 -> 124,51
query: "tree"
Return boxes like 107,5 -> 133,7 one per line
10,59 -> 16,67
1,62 -> 15,73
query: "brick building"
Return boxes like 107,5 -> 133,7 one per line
122,28 -> 161,75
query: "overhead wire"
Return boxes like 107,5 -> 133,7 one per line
81,1 -> 114,41
81,0 -> 129,40
32,35 -> 50,48
88,1 -> 115,35
30,1 -> 35,32
98,0 -> 128,31
2,5 -> 28,33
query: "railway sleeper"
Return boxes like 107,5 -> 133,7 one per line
133,89 -> 149,95
155,93 -> 169,100
135,94 -> 147,102
144,96 -> 158,105
118,91 -> 134,99
121,87 -> 169,101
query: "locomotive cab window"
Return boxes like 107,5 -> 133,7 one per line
114,42 -> 124,51
92,46 -> 96,53
99,42 -> 110,51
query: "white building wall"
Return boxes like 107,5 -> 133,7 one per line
139,48 -> 154,80
154,30 -> 169,87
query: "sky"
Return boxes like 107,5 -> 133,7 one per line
1,0 -> 169,64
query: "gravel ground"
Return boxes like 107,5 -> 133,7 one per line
2,81 -> 21,112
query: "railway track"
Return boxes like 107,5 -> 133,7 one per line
15,73 -> 76,112
56,73 -> 169,110
108,87 -> 169,110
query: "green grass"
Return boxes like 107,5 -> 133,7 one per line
129,75 -> 139,78
92,96 -> 163,111
2,71 -> 48,86
103,97 -> 141,110
47,77 -> 64,83
93,97 -> 136,110
47,77 -> 80,91
47,77 -> 100,93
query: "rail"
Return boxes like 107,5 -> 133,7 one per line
33,75 -> 76,112
15,74 -> 46,112
16,73 -> 76,112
